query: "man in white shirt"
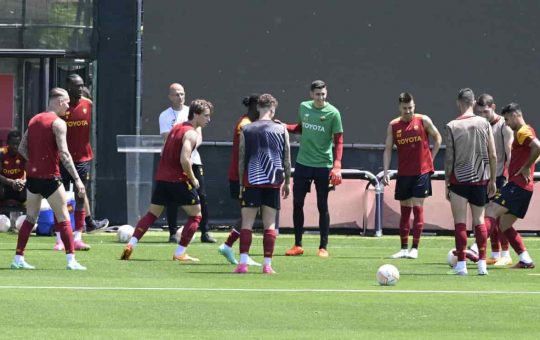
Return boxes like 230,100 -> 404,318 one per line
158,83 -> 216,243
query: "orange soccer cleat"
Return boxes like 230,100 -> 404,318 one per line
317,248 -> 329,258
120,244 -> 133,260
285,245 -> 304,256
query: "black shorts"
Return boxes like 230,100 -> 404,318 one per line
192,164 -> 206,197
394,173 -> 432,201
229,181 -> 240,200
151,180 -> 200,206
0,183 -> 26,203
241,186 -> 280,210
495,176 -> 507,190
492,182 -> 532,219
293,162 -> 333,196
26,177 -> 63,199
61,161 -> 90,189
449,183 -> 488,207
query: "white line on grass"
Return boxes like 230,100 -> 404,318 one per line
0,285 -> 539,295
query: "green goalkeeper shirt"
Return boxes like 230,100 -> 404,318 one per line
296,100 -> 343,168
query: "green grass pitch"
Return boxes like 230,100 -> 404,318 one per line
0,232 -> 539,339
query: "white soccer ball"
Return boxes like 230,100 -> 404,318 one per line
447,248 -> 458,267
14,215 -> 36,232
0,215 -> 10,232
117,225 -> 134,243
376,264 -> 400,286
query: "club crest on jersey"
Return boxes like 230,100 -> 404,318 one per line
414,125 -> 419,130
320,115 -> 326,121
304,113 -> 309,118
83,108 -> 87,114
15,159 -> 20,164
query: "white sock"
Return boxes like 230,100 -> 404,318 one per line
74,231 -> 82,241
175,245 -> 186,257
491,251 -> 500,259
519,251 -> 533,264
56,232 -> 62,243
455,260 -> 467,271
239,253 -> 249,265
263,257 -> 272,266
14,255 -> 22,263
128,237 -> 138,247
66,253 -> 75,263
478,259 -> 487,271
501,250 -> 510,258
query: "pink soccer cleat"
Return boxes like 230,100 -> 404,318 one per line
74,240 -> 91,251
262,265 -> 276,274
234,263 -> 248,274
53,241 -> 65,251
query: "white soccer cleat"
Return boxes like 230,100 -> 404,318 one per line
469,243 -> 479,254
494,256 -> 513,266
477,260 -> 488,276
390,249 -> 409,259
246,256 -> 261,267
67,261 -> 87,271
407,248 -> 418,259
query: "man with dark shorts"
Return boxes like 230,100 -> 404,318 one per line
120,99 -> 213,262
0,130 -> 26,206
54,74 -> 109,252
235,94 -> 291,274
285,80 -> 343,257
484,103 -> 538,269
445,88 -> 497,276
12,88 -> 86,270
382,92 -> 441,259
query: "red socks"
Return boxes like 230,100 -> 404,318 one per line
412,206 -> 424,248
239,229 -> 252,254
225,229 -> 240,247
15,220 -> 34,256
55,220 -> 75,254
179,216 -> 202,247
263,229 -> 277,258
132,212 -> 158,241
474,224 -> 487,260
399,206 -> 412,248
503,227 -> 526,255
454,223 -> 468,261
75,210 -> 85,232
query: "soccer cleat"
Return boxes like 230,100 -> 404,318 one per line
447,267 -> 468,276
494,256 -> 513,266
234,263 -> 248,274
511,261 -> 535,269
390,249 -> 409,259
486,257 -> 499,265
86,218 -> 110,234
246,256 -> 262,267
172,253 -> 200,262
317,248 -> 329,258
10,259 -> 35,270
74,240 -> 91,251
53,241 -> 65,251
469,243 -> 479,254
67,261 -> 87,270
285,245 -> 304,256
477,261 -> 488,276
218,244 -> 238,264
407,248 -> 418,259
262,265 -> 276,274
120,244 -> 133,260
200,232 -> 217,243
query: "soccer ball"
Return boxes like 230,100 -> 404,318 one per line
447,248 -> 458,267
15,215 -> 36,232
0,215 -> 10,232
376,264 -> 400,286
117,225 -> 134,243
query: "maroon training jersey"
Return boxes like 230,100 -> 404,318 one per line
1,146 -> 25,180
509,125 -> 536,191
27,112 -> 60,179
391,114 -> 434,176
228,114 -> 252,181
155,122 -> 194,182
63,96 -> 93,162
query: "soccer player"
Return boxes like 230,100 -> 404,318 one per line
12,88 -> 86,270
382,92 -> 442,259
0,130 -> 26,206
445,88 -> 497,276
234,94 -> 291,274
54,74 -> 109,252
120,99 -> 213,262
474,94 -> 514,266
484,103 -> 538,269
218,94 -> 262,266
159,83 -> 215,243
285,80 -> 343,257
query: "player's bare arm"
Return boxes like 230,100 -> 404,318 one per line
486,125 -> 497,197
423,115 -> 442,160
382,123 -> 394,186
502,124 -> 514,168
17,130 -> 29,161
53,118 -> 86,197
238,131 -> 246,199
195,126 -> 203,148
515,137 -> 540,182
180,130 -> 198,188
282,129 -> 291,199
443,126 -> 454,200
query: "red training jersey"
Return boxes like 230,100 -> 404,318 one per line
63,96 -> 93,162
509,125 -> 536,191
26,111 -> 60,179
391,114 -> 434,176
155,122 -> 193,182
228,114 -> 252,181
1,146 -> 25,180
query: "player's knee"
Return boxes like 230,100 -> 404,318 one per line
25,214 -> 37,224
